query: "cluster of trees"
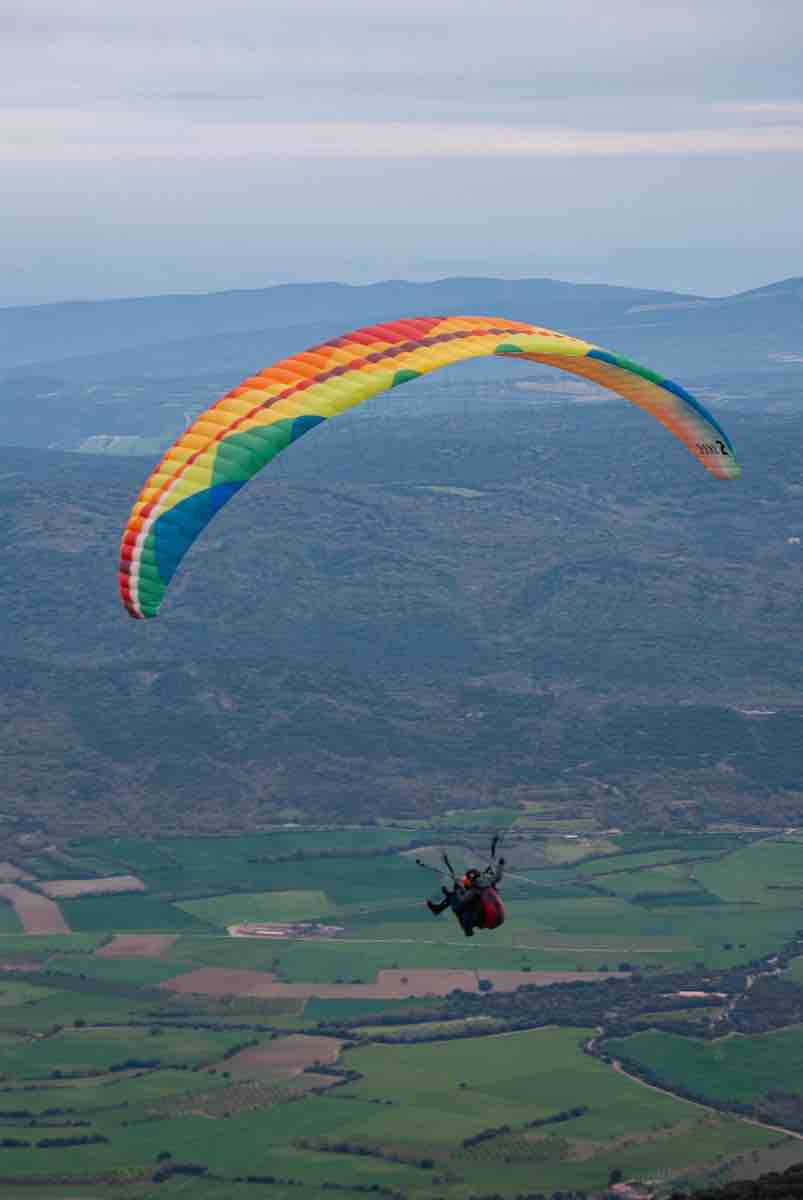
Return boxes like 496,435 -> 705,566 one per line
221,1038 -> 259,1060
8,1134 -> 111,1149
236,1174 -> 302,1187
628,1016 -> 716,1039
141,1013 -> 278,1033
2,1118 -> 90,1131
751,1091 -> 803,1134
0,1106 -> 75,1118
152,1161 -> 208,1183
467,1192 -> 588,1200
247,840 -> 421,865
233,1173 -> 405,1198
728,976 -> 803,1035
108,1057 -> 161,1072
318,1185 -> 406,1197
301,1065 -> 360,1080
462,1106 -> 590,1150
296,1138 -> 434,1171
672,1160 -> 803,1200
526,1105 -> 589,1129
462,1124 -> 513,1149
318,969 -> 746,1044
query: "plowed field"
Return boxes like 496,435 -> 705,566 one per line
39,874 -> 145,898
224,1034 -> 343,1077
0,862 -> 31,882
0,884 -> 69,934
160,966 -> 619,1000
95,933 -> 177,958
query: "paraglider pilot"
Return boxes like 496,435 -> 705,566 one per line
427,858 -> 505,937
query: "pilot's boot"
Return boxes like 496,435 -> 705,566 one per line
427,896 -> 450,914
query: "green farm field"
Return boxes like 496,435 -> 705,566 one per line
168,930 -> 592,978
178,889 -> 336,925
60,895 -> 215,932
316,1029 -> 777,1192
0,1026 -> 781,1196
5,829 -> 803,985
542,837 -> 621,864
588,865 -> 706,898
1,828 -> 803,1195
303,996 -> 444,1022
0,931 -> 104,957
0,1066 -> 234,1116
70,830 -> 417,899
0,981 -> 177,1031
695,839 -> 803,906
0,978 -> 57,1006
604,1027 -> 803,1104
576,849 -> 718,876
0,1024 -> 250,1080
44,953 -> 198,987
161,893 -> 798,983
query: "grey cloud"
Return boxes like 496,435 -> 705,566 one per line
1,0 -> 802,303
3,1 -> 803,117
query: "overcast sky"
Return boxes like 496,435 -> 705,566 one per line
3,0 -> 803,305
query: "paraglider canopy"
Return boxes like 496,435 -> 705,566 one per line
119,315 -> 739,619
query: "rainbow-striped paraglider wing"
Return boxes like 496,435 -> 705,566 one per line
119,315 -> 739,619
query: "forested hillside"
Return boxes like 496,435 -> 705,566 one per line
2,392 -> 802,837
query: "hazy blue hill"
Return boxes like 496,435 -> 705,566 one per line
2,276 -> 800,379
601,277 -> 803,373
2,275 -> 801,455
3,319 -> 344,383
0,277 -> 693,370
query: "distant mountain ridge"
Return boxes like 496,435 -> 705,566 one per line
2,275 -> 801,375
2,275 -> 801,453
0,277 -> 694,369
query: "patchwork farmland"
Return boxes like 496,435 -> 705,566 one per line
1,824 -> 803,1195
